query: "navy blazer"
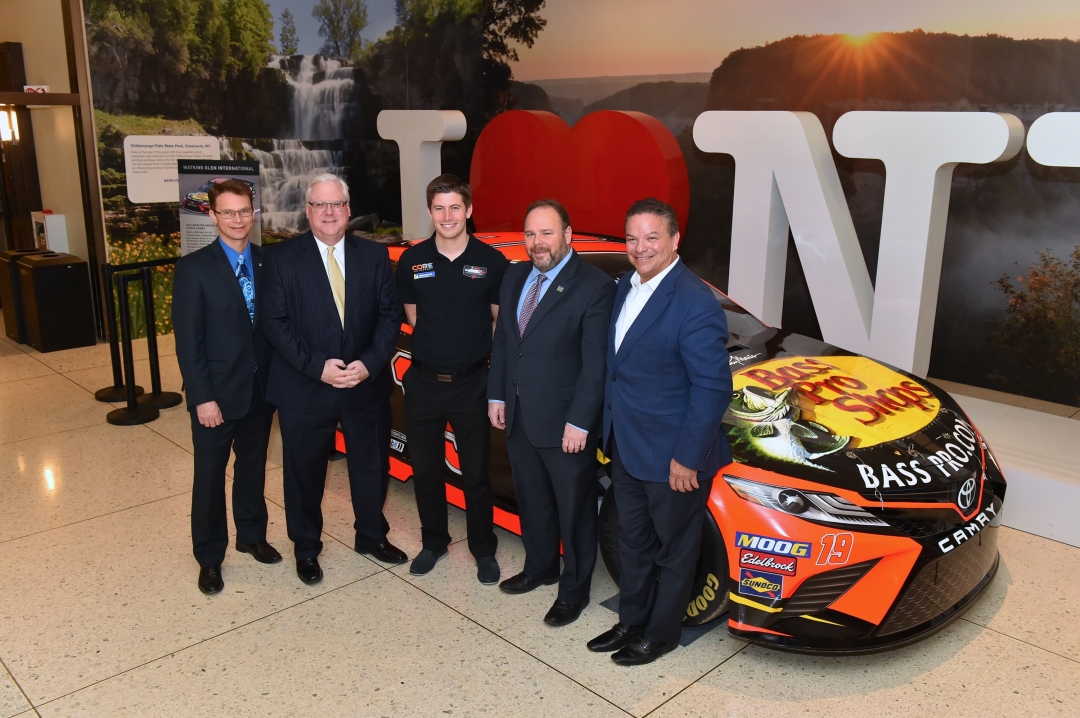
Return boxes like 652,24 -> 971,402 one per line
260,232 -> 402,413
602,260 -> 733,481
173,240 -> 273,420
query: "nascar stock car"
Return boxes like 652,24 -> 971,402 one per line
335,232 -> 1006,655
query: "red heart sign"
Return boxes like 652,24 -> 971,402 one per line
470,110 -> 690,238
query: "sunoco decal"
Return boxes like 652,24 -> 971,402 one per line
738,569 -> 784,600
735,532 -> 812,559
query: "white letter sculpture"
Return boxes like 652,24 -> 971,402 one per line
377,110 -> 467,240
694,111 -> 1023,376
1027,112 -> 1080,167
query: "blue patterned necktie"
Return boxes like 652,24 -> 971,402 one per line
236,255 -> 254,323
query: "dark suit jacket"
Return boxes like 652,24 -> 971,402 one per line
489,251 -> 616,447
260,232 -> 401,413
602,260 -> 733,481
173,240 -> 273,421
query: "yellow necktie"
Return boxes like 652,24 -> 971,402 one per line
327,245 -> 345,325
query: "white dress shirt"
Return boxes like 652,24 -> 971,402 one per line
314,235 -> 346,279
614,257 -> 681,352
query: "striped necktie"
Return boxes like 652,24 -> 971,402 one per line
518,274 -> 547,336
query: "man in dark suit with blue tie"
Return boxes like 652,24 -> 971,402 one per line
261,174 -> 406,585
587,198 -> 732,665
174,179 -> 279,595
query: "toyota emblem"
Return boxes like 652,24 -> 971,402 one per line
958,477 -> 977,510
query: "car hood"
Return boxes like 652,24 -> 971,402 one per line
723,329 -> 1004,517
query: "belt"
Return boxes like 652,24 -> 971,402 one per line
410,358 -> 487,383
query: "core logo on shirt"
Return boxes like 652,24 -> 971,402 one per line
412,263 -> 433,272
463,265 -> 487,279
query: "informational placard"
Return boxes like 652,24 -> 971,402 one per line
124,136 -> 220,203
178,160 -> 261,256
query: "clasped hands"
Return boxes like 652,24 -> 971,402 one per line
321,358 -> 370,388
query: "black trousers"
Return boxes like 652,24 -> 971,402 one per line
506,404 -> 597,604
190,380 -> 274,567
611,434 -> 712,645
278,398 -> 390,560
403,366 -> 497,558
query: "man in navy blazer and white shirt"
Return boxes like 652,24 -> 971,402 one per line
587,198 -> 733,666
261,174 -> 406,585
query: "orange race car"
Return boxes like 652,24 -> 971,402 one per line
337,232 -> 1005,655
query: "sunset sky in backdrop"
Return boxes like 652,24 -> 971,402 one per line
511,0 -> 1080,80
264,0 -> 1080,80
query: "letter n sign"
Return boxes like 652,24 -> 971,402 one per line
693,111 -> 1023,376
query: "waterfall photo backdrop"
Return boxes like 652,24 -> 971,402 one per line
84,0 -> 1080,406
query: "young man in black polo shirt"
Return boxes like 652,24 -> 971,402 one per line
397,174 -> 510,584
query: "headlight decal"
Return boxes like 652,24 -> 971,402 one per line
725,475 -> 890,527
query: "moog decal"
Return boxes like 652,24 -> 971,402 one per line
735,532 -> 812,559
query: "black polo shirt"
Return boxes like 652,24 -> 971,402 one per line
396,234 -> 510,371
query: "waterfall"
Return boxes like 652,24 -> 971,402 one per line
222,55 -> 356,234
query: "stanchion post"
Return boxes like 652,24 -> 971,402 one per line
136,267 -> 182,409
106,273 -> 159,425
94,263 -> 144,402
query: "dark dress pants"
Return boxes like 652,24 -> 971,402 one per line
610,434 -> 712,646
403,367 -> 497,558
190,381 -> 274,567
506,404 -> 597,604
278,397 -> 390,560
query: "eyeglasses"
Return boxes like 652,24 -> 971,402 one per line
213,208 -> 254,219
308,201 -> 349,213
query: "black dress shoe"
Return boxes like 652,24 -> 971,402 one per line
356,540 -> 408,565
543,599 -> 588,627
611,637 -> 677,666
499,571 -> 560,595
587,622 -> 645,652
198,565 -> 223,595
296,557 -> 323,585
235,540 -> 283,564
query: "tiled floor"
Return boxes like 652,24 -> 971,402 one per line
1,322 -> 1079,717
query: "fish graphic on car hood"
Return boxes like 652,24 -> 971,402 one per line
724,385 -> 851,471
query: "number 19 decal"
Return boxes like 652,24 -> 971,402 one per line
816,533 -> 854,565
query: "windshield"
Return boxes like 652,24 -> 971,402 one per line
577,251 -> 771,345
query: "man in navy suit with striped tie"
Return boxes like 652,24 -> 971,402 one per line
174,179 -> 279,595
261,174 -> 406,585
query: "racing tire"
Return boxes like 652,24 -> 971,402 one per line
596,488 -> 730,626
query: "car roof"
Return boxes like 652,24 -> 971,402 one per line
386,232 -> 627,263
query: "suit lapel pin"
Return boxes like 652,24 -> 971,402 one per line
556,286 -> 564,292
